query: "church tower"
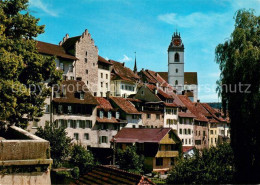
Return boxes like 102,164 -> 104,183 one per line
168,31 -> 184,89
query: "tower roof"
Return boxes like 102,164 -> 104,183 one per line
168,31 -> 184,51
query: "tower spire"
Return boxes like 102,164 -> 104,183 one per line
133,52 -> 137,73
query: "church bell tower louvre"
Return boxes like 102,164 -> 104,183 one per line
168,31 -> 185,91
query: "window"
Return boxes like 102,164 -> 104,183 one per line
45,105 -> 50,113
32,121 -> 38,128
189,139 -> 191,144
58,105 -> 63,114
203,131 -> 206,137
173,109 -> 177,115
61,120 -> 68,128
106,74 -> 108,79
74,133 -> 79,140
175,80 -> 178,85
101,124 -> 108,130
195,140 -> 202,145
141,91 -> 144,95
156,158 -> 163,166
121,84 -> 124,90
179,129 -> 182,134
93,63 -> 95,66
100,111 -> 104,118
86,120 -> 92,128
85,51 -> 88,56
132,125 -> 136,128
174,53 -> 179,62
84,133 -> 89,140
176,68 -> 178,73
60,63 -> 64,71
100,92 -> 103,97
100,136 -> 108,143
101,73 -> 103,78
211,138 -> 213,144
185,139 -> 187,144
68,105 -> 72,113
147,114 -> 151,119
188,129 -> 191,135
215,138 -> 217,143
210,130 -> 213,134
86,70 -> 88,74
79,120 -> 86,129
85,58 -> 87,63
94,92 -> 97,96
69,64 -> 73,72
156,114 -> 160,120
80,92 -> 84,100
108,112 -> 112,119
71,120 -> 77,129
116,112 -> 120,119
106,83 -> 108,88
101,82 -> 103,87
184,129 -> 187,135
70,76 -> 74,80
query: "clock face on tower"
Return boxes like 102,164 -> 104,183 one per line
173,38 -> 182,46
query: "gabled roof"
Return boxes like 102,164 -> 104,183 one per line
157,72 -> 198,85
110,97 -> 140,114
183,146 -> 195,153
110,60 -> 140,83
139,70 -> 169,87
178,112 -> 196,118
36,41 -> 77,60
53,80 -> 98,105
201,103 -> 226,123
113,128 -> 172,143
61,36 -> 81,50
146,84 -> 173,99
98,55 -> 112,65
178,95 -> 208,122
95,97 -> 113,111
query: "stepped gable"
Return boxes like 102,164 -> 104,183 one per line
110,97 -> 140,114
178,95 -> 208,122
75,165 -> 155,185
36,41 -> 77,60
110,60 -> 140,83
53,80 -> 98,105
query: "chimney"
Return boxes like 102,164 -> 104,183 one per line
122,62 -> 125,66
197,100 -> 200,103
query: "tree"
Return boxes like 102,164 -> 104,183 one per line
0,0 -> 62,127
215,9 -> 260,183
116,146 -> 144,174
70,144 -> 95,175
35,123 -> 72,167
167,143 -> 234,184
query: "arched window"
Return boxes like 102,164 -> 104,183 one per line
175,53 -> 179,62
176,68 -> 178,73
175,80 -> 178,85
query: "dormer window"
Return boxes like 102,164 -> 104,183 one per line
108,111 -> 112,119
174,53 -> 179,62
100,111 -> 104,119
80,92 -> 84,100
116,112 -> 120,119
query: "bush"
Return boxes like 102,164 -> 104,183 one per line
167,143 -> 234,184
70,144 -> 94,174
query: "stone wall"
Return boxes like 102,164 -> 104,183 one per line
75,30 -> 99,95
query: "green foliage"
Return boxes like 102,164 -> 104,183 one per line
116,146 -> 144,174
70,144 -> 94,175
167,143 -> 234,184
215,9 -> 260,183
71,167 -> 80,179
35,122 -> 72,167
0,0 -> 62,127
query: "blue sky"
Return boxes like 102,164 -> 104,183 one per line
29,0 -> 260,102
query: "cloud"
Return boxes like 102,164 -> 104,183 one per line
120,55 -> 132,62
29,0 -> 58,17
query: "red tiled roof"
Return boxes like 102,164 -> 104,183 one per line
110,97 -> 140,114
201,103 -> 226,123
157,72 -> 198,85
164,103 -> 178,107
178,112 -> 196,118
183,146 -> 195,153
178,95 -> 208,122
110,60 -> 140,83
36,41 -> 77,60
98,55 -> 112,65
113,128 -> 172,143
53,80 -> 98,105
76,165 -> 155,185
95,97 -> 113,111
126,98 -> 142,103
146,84 -> 173,99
